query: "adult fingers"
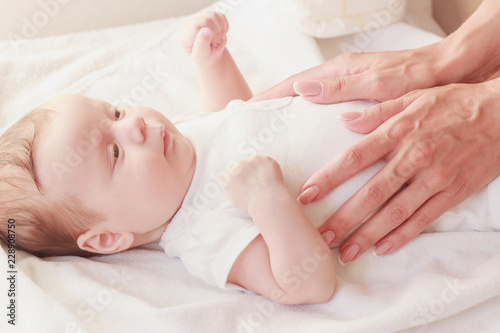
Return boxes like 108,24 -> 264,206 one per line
317,120 -> 438,245
340,92 -> 420,134
256,74 -> 374,105
298,125 -> 397,205
373,195 -> 448,257
249,59 -> 346,102
293,75 -> 367,104
336,180 -> 434,263
373,167 -> 496,256
316,145 -> 417,246
340,182 -> 464,262
248,77 -> 298,102
298,90 -> 425,206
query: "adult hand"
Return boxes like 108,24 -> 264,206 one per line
250,45 -> 450,104
300,79 -> 500,263
247,0 -> 500,263
250,0 -> 500,105
250,0 -> 500,106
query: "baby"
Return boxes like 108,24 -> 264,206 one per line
0,12 -> 337,305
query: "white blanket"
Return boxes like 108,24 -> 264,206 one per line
1,1 -> 500,332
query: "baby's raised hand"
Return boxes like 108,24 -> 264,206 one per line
223,156 -> 285,213
179,11 -> 229,68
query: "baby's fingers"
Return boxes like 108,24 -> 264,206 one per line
205,12 -> 228,45
215,12 -> 229,36
191,27 -> 213,60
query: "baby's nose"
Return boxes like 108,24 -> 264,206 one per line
123,115 -> 146,143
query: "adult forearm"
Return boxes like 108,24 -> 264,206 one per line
437,0 -> 500,84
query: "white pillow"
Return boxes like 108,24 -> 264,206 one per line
271,0 -> 407,38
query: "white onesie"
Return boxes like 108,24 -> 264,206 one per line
159,97 -> 500,290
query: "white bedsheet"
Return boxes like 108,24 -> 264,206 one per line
1,1 -> 500,332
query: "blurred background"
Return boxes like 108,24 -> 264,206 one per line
0,0 -> 484,41
432,0 -> 483,34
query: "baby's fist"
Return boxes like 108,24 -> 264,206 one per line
179,11 -> 229,67
223,156 -> 285,212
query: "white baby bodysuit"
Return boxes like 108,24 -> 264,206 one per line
159,97 -> 500,290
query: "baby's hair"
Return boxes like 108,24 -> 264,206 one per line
0,108 -> 103,257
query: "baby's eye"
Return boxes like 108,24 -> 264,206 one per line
113,144 -> 120,159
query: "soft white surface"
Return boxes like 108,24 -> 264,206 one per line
1,1 -> 500,332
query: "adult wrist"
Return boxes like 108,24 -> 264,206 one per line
428,37 -> 472,86
436,0 -> 500,84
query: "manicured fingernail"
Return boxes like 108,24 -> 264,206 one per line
297,185 -> 319,204
374,241 -> 393,256
337,111 -> 363,121
293,81 -> 323,96
339,244 -> 360,264
321,231 -> 336,246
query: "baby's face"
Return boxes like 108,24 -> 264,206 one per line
33,94 -> 196,237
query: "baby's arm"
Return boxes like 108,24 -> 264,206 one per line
223,156 -> 336,304
179,12 -> 252,111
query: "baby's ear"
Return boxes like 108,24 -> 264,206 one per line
77,229 -> 134,254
